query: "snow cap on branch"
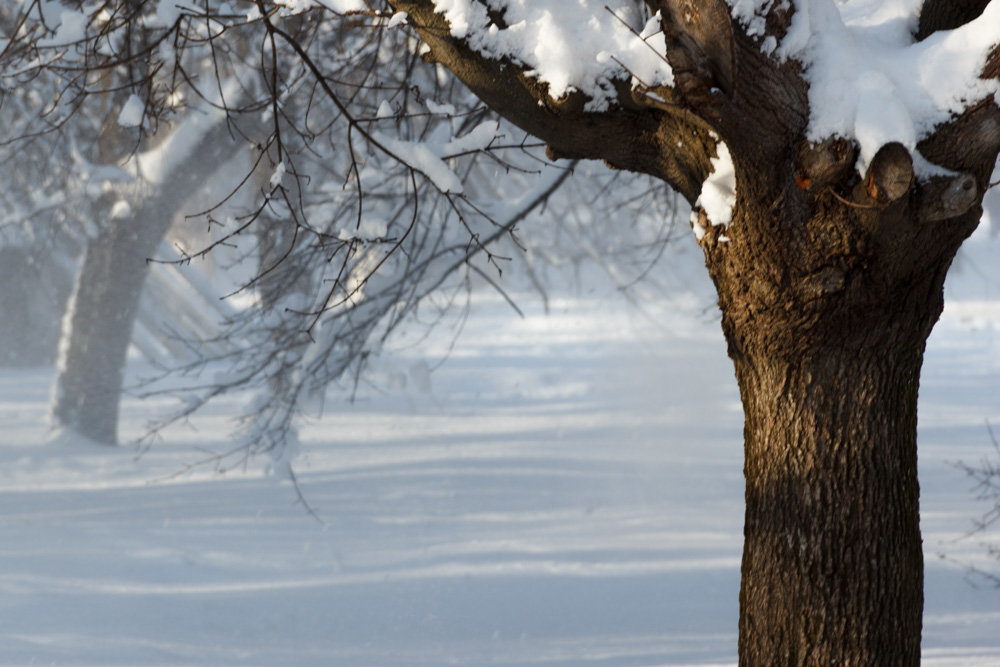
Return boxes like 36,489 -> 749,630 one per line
732,0 -> 1000,175
426,1 -> 998,176
429,0 -> 673,110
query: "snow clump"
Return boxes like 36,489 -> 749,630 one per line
692,139 -> 737,241
730,0 -> 1000,176
429,0 -> 674,110
116,94 -> 144,128
373,120 -> 503,194
429,1 -> 998,175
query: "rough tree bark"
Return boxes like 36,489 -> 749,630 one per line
709,137 -> 983,662
52,118 -> 249,444
389,0 -> 1000,662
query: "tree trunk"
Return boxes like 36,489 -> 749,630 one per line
732,325 -> 926,663
699,167 -> 976,663
52,115 -> 249,444
52,219 -> 165,444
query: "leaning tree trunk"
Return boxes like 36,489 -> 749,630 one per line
53,218 -> 169,444
52,115 -> 250,444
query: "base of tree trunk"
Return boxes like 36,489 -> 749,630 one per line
51,226 -> 152,445
734,344 -> 924,664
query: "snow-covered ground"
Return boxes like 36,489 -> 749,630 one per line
2,231 -> 1000,665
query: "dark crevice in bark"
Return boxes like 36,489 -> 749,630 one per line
917,0 -> 992,40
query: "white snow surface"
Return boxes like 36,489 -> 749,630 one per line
373,132 -> 465,193
3,229 -> 1000,664
387,10 -> 409,29
429,1 -> 673,109
36,4 -> 88,47
268,160 -> 286,189
376,99 -> 395,118
273,0 -> 366,15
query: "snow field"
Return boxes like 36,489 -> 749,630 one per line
1,231 -> 1000,664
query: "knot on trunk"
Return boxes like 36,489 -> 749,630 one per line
800,266 -> 846,300
918,172 -> 979,222
547,89 -> 588,116
863,142 -> 913,205
795,137 -> 855,191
